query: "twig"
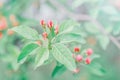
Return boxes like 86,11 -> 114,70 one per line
117,37 -> 120,40
91,19 -> 120,49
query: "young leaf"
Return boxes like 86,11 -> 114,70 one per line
87,62 -> 106,76
112,23 -> 120,35
85,22 -> 100,34
52,43 -> 76,71
97,35 -> 109,50
18,43 -> 39,62
72,0 -> 87,8
102,5 -> 118,15
53,32 -> 85,44
11,25 -> 39,40
34,48 -> 49,69
90,54 -> 100,60
51,27 -> 56,37
52,65 -> 66,78
47,27 -> 55,40
43,52 -> 54,65
59,20 -> 79,33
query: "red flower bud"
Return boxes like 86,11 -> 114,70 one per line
42,32 -> 48,40
0,32 -> 3,39
85,57 -> 91,64
40,20 -> 45,26
74,47 -> 80,52
73,68 -> 80,73
86,48 -> 93,56
76,55 -> 83,62
47,20 -> 53,28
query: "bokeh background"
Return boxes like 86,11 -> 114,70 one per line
0,0 -> 120,80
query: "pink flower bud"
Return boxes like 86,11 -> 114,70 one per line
55,25 -> 59,34
76,55 -> 83,62
85,57 -> 91,64
86,48 -> 93,56
42,32 -> 48,40
40,20 -> 45,26
47,20 -> 53,28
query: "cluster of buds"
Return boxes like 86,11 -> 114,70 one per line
73,47 -> 93,73
39,19 -> 94,74
40,20 -> 59,40
0,14 -> 19,39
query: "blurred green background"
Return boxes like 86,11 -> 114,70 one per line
0,0 -> 120,80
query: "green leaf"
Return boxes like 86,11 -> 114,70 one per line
97,35 -> 109,50
90,7 -> 100,19
72,0 -> 87,8
35,48 -> 49,69
2,45 -> 21,71
18,43 -> 39,62
104,26 -> 113,33
72,0 -> 98,9
87,62 -> 106,76
85,22 -> 100,34
52,43 -> 76,71
59,20 -> 79,33
11,25 -> 39,40
52,65 -> 66,78
112,23 -> 120,35
11,59 -> 20,71
47,27 -> 56,40
43,51 -> 54,65
53,32 -> 86,44
58,20 -> 86,38
90,54 -> 100,60
102,5 -> 118,15
51,27 -> 56,37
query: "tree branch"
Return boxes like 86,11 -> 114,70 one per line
49,0 -> 120,49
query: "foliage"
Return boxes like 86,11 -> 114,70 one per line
0,0 -> 120,80
11,20 -> 99,78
